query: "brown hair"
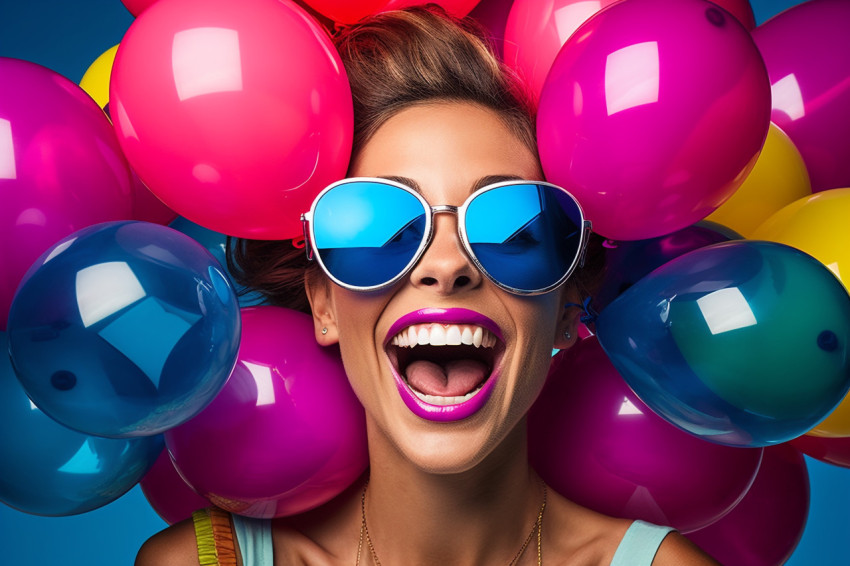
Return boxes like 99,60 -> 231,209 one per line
229,5 -> 605,312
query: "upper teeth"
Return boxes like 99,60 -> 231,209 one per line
390,324 -> 497,348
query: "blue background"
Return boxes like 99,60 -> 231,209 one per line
2,0 -> 849,564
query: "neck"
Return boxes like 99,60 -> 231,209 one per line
360,419 -> 543,566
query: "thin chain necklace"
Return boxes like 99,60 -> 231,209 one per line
355,480 -> 547,566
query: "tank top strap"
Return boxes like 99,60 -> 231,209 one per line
610,520 -> 676,566
231,513 -> 274,566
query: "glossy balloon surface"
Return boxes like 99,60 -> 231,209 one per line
597,240 -> 850,447
7,221 -> 241,438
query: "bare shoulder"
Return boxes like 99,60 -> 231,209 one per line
653,532 -> 721,565
135,518 -> 200,566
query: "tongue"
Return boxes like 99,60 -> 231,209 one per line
405,359 -> 488,397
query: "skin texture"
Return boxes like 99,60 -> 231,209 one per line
136,102 -> 719,566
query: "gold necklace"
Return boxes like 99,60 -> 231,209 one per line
356,481 -> 547,566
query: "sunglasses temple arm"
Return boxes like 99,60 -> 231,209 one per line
578,220 -> 593,268
300,214 -> 314,261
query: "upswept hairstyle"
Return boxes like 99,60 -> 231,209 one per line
229,5 -> 603,312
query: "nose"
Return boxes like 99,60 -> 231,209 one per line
409,211 -> 482,295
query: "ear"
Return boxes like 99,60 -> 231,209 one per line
304,271 -> 339,346
553,286 -> 582,350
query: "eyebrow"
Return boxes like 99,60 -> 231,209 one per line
377,174 -> 527,196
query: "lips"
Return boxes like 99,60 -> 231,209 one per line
385,308 -> 505,422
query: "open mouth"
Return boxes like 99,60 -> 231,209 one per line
386,323 -> 505,407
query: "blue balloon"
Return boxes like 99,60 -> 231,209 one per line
597,240 -> 850,447
596,221 -> 740,312
0,331 -> 163,516
169,216 -> 265,307
7,221 -> 241,438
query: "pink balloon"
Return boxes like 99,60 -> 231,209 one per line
139,448 -> 211,525
791,434 -> 850,469
505,0 -> 620,102
537,0 -> 771,241
300,0 -> 481,25
752,0 -> 850,192
110,0 -> 353,239
505,0 -> 755,103
0,58 -> 134,329
528,337 -> 763,532
164,306 -> 368,519
686,444 -> 809,566
121,0 -> 158,17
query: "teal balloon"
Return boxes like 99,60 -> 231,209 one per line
169,217 -> 266,307
0,332 -> 163,516
596,240 -> 850,447
7,221 -> 241,438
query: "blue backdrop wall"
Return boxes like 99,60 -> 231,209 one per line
2,0 -> 849,564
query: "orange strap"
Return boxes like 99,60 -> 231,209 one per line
192,507 -> 238,566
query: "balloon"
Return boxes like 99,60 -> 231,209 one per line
79,45 -> 119,110
537,0 -> 771,241
506,0 -> 755,103
596,240 -> 850,447
110,0 -> 353,239
791,434 -> 850,469
706,123 -> 812,237
169,216 -> 266,307
529,337 -> 763,532
300,0 -> 481,25
79,44 -> 179,226
121,0 -> 158,17
686,444 -> 809,566
468,0 -> 514,58
165,306 -> 368,519
752,0 -> 850,192
0,57 -> 134,330
0,331 -> 162,516
753,188 -> 850,437
596,221 -> 739,312
139,448 -> 210,525
7,221 -> 241,438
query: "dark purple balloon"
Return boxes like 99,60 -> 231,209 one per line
596,221 -> 739,312
529,336 -> 763,532
140,448 -> 211,525
686,444 -> 809,566
753,0 -> 850,192
0,58 -> 134,328
791,434 -> 850,469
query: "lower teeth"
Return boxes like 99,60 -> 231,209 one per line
411,385 -> 483,406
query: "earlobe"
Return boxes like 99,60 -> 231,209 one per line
304,273 -> 339,345
553,288 -> 584,350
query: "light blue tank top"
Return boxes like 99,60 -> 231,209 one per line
231,515 -> 674,566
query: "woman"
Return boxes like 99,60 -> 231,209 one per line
137,6 -> 719,565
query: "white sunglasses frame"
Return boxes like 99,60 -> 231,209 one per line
301,177 -> 592,295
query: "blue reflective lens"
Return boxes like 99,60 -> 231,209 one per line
313,181 -> 427,288
466,184 -> 582,292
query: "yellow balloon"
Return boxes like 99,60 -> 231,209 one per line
753,187 -> 850,437
79,45 -> 119,110
707,123 -> 811,237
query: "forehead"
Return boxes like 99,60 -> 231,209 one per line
349,102 -> 542,202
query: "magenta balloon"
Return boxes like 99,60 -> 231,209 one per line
686,444 -> 809,566
537,0 -> 771,241
506,0 -> 755,103
791,434 -> 850,469
528,337 -> 763,532
468,0 -> 515,58
139,448 -> 211,525
130,172 -> 177,226
752,0 -> 850,192
0,58 -> 134,329
164,306 -> 368,518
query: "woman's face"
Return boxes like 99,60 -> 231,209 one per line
307,102 -> 575,473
